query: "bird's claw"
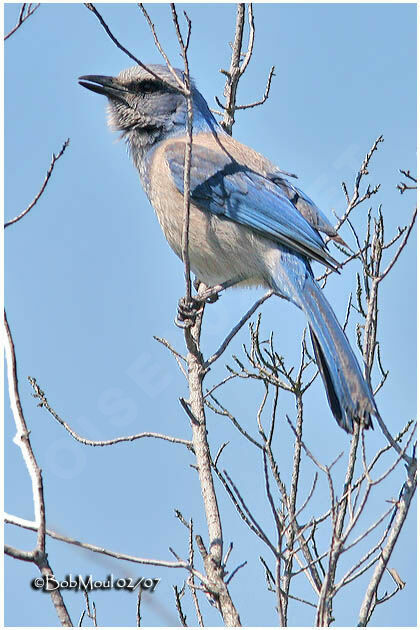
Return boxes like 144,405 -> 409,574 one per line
203,292 -> 219,304
175,297 -> 201,328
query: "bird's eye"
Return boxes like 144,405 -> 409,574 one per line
125,80 -> 162,94
140,80 -> 162,93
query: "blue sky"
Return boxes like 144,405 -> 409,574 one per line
4,3 -> 416,627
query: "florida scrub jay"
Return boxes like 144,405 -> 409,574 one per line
79,64 -> 379,433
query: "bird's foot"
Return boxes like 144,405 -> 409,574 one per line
175,296 -> 202,328
204,292 -> 219,304
191,278 -> 220,305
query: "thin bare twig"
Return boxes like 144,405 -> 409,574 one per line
5,512 -> 207,579
221,468 -> 277,555
170,4 -> 194,304
138,4 -> 188,93
28,376 -> 193,449
328,135 -> 384,243
4,3 -> 40,41
205,290 -> 274,368
205,393 -> 262,450
85,4 -> 179,89
218,4 -> 272,135
186,519 -> 204,627
235,66 -> 275,110
173,585 -> 188,626
5,139 -> 69,228
154,335 -> 188,378
379,208 -> 416,281
396,169 -> 417,194
225,560 -> 247,585
135,585 -> 142,627
82,590 -> 98,627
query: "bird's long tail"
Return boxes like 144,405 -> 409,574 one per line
272,262 -> 378,432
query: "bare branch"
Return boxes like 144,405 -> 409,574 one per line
379,208 -> 417,281
153,335 -> 188,378
316,243 -> 370,285
138,4 -> 188,93
204,373 -> 238,399
262,450 -> 283,541
178,273 -> 241,625
214,441 -> 229,467
137,4 -> 195,312
236,66 -> 275,110
84,4 -> 179,89
4,311 -> 73,626
218,4 -> 272,135
186,519 -> 204,627
205,393 -> 262,450
387,567 -> 406,590
221,468 -> 277,555
329,135 -> 384,241
4,3 -> 40,41
136,584 -> 142,627
205,290 -> 274,368
5,513 -> 206,577
239,4 -> 255,75
173,585 -> 188,626
396,169 -> 417,194
5,545 -> 36,562
82,590 -> 98,627
28,376 -> 193,449
225,560 -> 247,585
358,461 -> 417,626
171,5 -> 194,304
4,139 -> 69,228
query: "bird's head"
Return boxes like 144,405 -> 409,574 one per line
79,64 -> 218,162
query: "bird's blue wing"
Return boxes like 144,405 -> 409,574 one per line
165,142 -> 339,269
268,174 -> 339,237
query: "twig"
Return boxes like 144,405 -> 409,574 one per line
136,586 -> 142,627
205,393 -> 262,450
358,461 -> 417,625
82,590 -> 98,627
173,585 -> 188,626
204,373 -> 238,399
170,4 -> 194,304
5,512 -> 207,578
4,311 -> 73,626
222,468 -> 277,556
138,4 -> 188,93
28,376 -> 193,449
396,169 -> 417,194
379,208 -> 417,281
328,135 -> 383,242
4,139 -> 69,228
84,4 -> 177,89
235,66 -> 275,110
205,290 -> 274,368
214,441 -> 229,467
186,519 -> 204,627
154,336 -> 187,378
218,4 -> 271,135
225,560 -> 247,585
4,3 -> 40,41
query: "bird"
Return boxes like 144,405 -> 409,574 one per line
79,64 -> 379,433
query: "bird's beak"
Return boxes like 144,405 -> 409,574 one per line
78,75 -> 127,100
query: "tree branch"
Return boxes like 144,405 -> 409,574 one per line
4,3 -> 40,41
4,139 -> 69,229
28,376 -> 193,449
4,311 -> 73,626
